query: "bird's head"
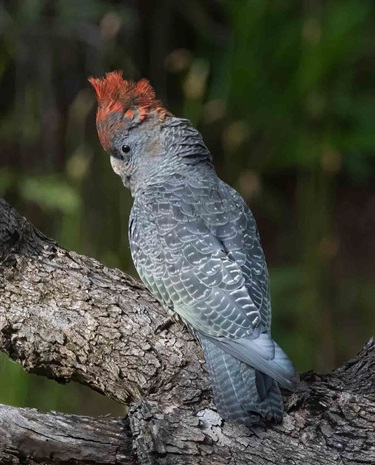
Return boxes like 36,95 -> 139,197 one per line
89,71 -> 212,194
89,71 -> 172,192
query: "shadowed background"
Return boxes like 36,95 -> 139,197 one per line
0,0 -> 374,415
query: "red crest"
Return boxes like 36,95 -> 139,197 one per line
89,71 -> 170,150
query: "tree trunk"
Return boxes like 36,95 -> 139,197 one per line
0,198 -> 374,465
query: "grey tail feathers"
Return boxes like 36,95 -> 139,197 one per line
199,335 -> 285,426
209,331 -> 299,392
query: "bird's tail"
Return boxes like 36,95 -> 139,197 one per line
199,335 -> 285,426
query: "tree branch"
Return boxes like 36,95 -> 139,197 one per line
0,404 -> 133,464
0,198 -> 208,407
0,198 -> 374,465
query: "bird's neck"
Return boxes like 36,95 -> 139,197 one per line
162,117 -> 213,166
130,118 -> 214,196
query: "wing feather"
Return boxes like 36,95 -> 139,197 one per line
129,174 -> 269,338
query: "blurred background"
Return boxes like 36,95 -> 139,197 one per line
0,0 -> 374,415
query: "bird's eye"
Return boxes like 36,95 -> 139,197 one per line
122,144 -> 130,154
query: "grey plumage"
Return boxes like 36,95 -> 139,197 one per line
90,73 -> 298,426
128,119 -> 298,425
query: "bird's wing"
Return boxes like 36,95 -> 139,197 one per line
212,183 -> 272,332
130,175 -> 268,339
130,175 -> 297,389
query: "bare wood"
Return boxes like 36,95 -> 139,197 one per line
0,404 -> 133,464
0,198 -> 374,465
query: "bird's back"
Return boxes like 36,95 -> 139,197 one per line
129,169 -> 297,425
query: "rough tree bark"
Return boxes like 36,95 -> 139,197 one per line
0,198 -> 374,465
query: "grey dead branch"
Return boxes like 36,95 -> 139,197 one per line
0,198 -> 374,465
